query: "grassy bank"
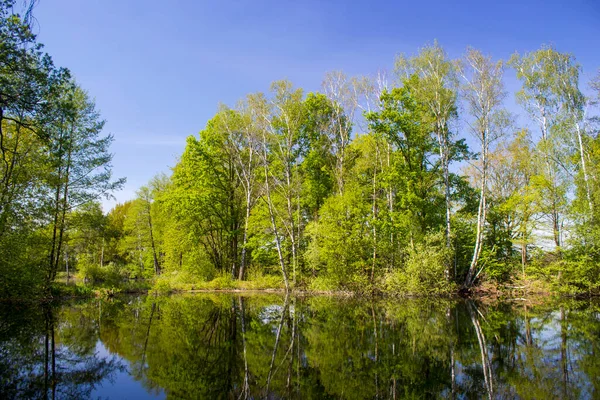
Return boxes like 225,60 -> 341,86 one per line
42,267 -> 600,303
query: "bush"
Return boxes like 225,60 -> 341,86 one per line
304,190 -> 372,289
477,248 -> 516,283
385,232 -> 455,295
77,256 -> 126,286
308,275 -> 339,292
549,255 -> 600,295
207,271 -> 235,289
240,268 -> 283,289
151,278 -> 174,294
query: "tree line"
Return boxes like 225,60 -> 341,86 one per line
0,0 -> 122,297
80,43 -> 600,294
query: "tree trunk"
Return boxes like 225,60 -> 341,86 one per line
100,238 -> 105,268
540,109 -> 562,249
466,140 -> 487,287
48,174 -> 62,287
147,207 -> 160,275
438,126 -> 452,281
261,136 -> 289,291
285,163 -> 297,286
238,190 -> 251,280
574,112 -> 593,215
65,250 -> 69,281
553,206 -> 561,248
521,240 -> 527,278
371,143 -> 378,283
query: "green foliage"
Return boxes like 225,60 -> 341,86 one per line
550,255 -> 600,295
308,275 -> 340,292
0,2 -> 123,297
385,232 -> 455,295
477,247 -> 516,283
305,189 -> 372,290
76,256 -> 126,287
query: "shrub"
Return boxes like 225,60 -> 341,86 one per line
241,268 -> 283,289
207,271 -> 235,289
77,256 -> 126,286
385,232 -> 455,295
550,255 -> 600,295
308,275 -> 339,292
477,248 -> 516,283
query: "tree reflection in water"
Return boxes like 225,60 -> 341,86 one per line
1,295 -> 599,399
0,302 -> 124,399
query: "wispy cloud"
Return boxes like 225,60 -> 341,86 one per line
116,135 -> 188,147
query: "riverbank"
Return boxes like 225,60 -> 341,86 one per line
40,274 -> 595,303
3,269 -> 596,303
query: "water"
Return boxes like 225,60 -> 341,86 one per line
1,294 -> 599,399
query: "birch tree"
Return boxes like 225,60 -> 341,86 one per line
509,46 -> 571,248
248,83 -> 306,291
321,71 -> 357,195
458,48 -> 509,287
220,103 -> 260,280
553,55 -> 593,215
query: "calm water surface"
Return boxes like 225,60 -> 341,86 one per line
1,294 -> 599,399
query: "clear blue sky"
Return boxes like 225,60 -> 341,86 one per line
33,0 -> 600,210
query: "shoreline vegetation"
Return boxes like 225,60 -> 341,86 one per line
16,271 -> 588,304
2,2 -> 600,303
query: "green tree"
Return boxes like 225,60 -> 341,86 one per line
44,83 -> 124,287
457,48 -> 510,286
509,46 -> 575,248
395,41 -> 458,252
168,113 -> 244,277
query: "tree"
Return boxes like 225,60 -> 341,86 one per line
395,41 -> 458,253
321,71 -> 358,195
218,104 -> 261,280
509,46 -> 573,248
366,75 -> 442,250
168,113 -> 244,277
68,201 -> 107,269
136,185 -> 160,276
44,83 -> 124,287
300,93 -> 337,220
248,81 -> 306,290
458,48 -> 509,287
484,130 -> 540,274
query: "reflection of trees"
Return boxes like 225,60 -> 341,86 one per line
3,296 -> 600,399
265,293 -> 289,396
139,296 -> 240,398
467,301 -> 493,399
302,298 -> 457,399
0,303 -> 123,400
111,296 -> 600,399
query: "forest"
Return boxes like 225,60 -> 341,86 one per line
1,0 -> 600,299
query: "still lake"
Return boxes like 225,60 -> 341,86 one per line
1,293 -> 599,399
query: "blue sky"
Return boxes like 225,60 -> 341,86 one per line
33,0 -> 600,210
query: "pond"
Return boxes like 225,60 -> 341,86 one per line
0,293 -> 599,399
